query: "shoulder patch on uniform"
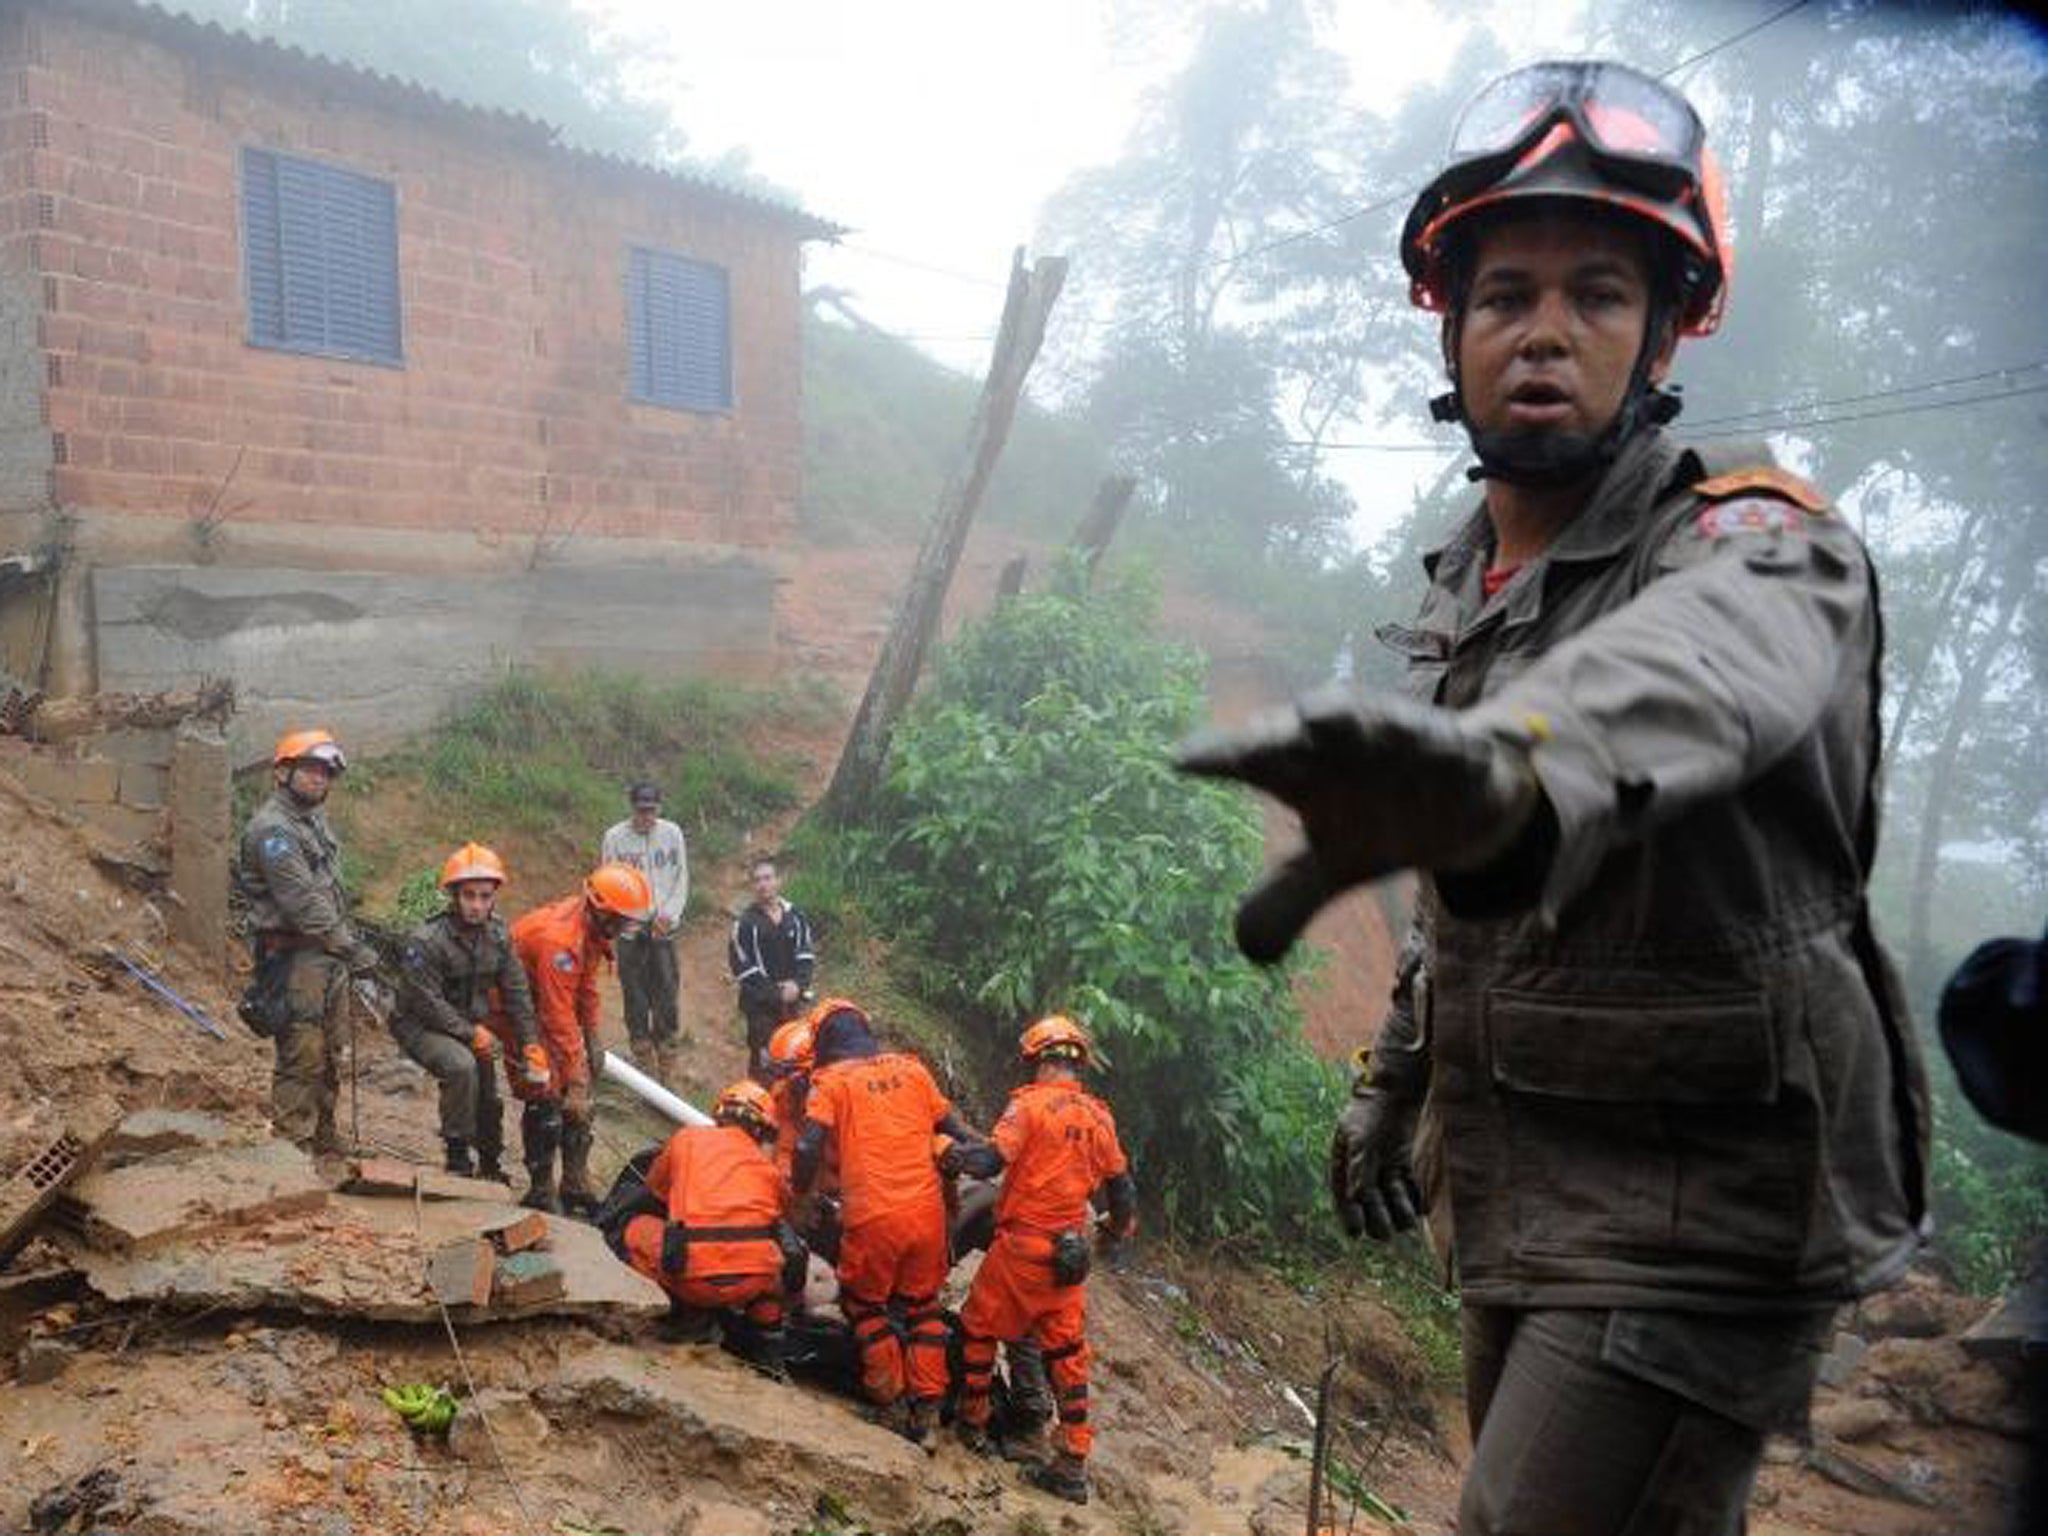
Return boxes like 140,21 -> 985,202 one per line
552,949 -> 578,973
1692,465 -> 1828,513
1695,498 -> 1811,542
260,829 -> 295,864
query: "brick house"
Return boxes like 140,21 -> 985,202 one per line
0,0 -> 839,755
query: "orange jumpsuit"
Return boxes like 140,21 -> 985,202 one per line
623,1122 -> 790,1329
803,1051 -> 952,1407
507,895 -> 610,1102
957,1079 -> 1129,1459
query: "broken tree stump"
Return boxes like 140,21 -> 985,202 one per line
819,247 -> 1067,826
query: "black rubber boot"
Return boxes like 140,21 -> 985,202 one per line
442,1137 -> 475,1177
559,1113 -> 599,1220
519,1102 -> 561,1213
1025,1452 -> 1089,1505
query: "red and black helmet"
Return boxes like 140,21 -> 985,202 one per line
1401,60 -> 1732,337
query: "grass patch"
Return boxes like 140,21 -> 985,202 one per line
318,667 -> 823,922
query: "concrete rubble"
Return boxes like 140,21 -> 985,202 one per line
537,1340 -> 936,1522
55,1126 -> 665,1323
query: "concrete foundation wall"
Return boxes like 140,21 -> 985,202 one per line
94,557 -> 778,765
0,715 -> 230,964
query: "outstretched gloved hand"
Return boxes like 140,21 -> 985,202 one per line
470,1025 -> 498,1061
1329,1087 -> 1425,1242
1177,687 -> 1539,964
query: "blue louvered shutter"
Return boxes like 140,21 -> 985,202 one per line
241,147 -> 402,365
628,247 -> 731,411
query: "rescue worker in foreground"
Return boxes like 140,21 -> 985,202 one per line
617,1079 -> 805,1372
236,728 -> 378,1157
388,844 -> 551,1179
509,863 -> 654,1216
1179,59 -> 1928,1536
949,1016 -> 1136,1506
792,1002 -> 984,1444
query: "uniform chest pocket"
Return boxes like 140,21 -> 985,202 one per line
1484,987 -> 1813,1271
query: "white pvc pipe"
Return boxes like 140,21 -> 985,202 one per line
601,1051 -> 713,1127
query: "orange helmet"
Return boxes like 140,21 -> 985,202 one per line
713,1079 -> 775,1138
439,842 -> 508,890
1401,60 -> 1730,337
582,863 -> 654,921
273,728 -> 347,774
1021,1014 -> 1092,1066
765,1017 -> 817,1079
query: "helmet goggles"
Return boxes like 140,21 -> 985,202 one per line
1439,60 -> 1705,208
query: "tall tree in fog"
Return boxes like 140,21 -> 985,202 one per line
1039,1 -> 1400,571
1591,1 -> 2048,991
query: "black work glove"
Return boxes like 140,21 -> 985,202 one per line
938,1141 -> 1002,1180
1329,1085 -> 1425,1242
1177,687 -> 1539,964
660,1221 -> 688,1275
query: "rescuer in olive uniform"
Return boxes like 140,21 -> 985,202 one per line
1181,60 -> 1928,1536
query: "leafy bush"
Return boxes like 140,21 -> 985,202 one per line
837,562 -> 1343,1242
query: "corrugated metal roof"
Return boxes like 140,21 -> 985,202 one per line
46,0 -> 845,240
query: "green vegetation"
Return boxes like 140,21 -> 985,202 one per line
1929,1069 -> 2048,1295
326,667 -> 827,921
802,314 -> 1110,547
802,562 -> 1343,1244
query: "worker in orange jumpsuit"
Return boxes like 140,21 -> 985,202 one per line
507,863 -> 653,1216
791,1001 -> 985,1444
619,1080 -> 805,1370
949,1015 -> 1136,1506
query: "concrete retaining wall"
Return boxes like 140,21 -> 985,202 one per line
93,557 -> 779,765
0,718 -> 230,962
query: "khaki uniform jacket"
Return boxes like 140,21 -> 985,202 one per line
391,910 -> 539,1052
237,789 -> 355,951
1369,428 -> 1929,1313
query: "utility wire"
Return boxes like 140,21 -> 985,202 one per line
1658,0 -> 1816,79
1291,364 -> 2048,453
1680,379 -> 2048,439
1681,360 -> 2048,429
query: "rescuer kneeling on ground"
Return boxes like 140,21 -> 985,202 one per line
949,1015 -> 1135,1506
1180,58 -> 1928,1536
388,843 -> 550,1180
792,1001 -> 984,1445
616,1079 -> 805,1373
510,863 -> 654,1216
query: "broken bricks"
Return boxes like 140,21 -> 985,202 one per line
343,1156 -> 514,1204
0,1098 -> 123,1263
426,1238 -> 494,1310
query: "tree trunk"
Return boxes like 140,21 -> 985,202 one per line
818,250 -> 1067,826
1902,518 -> 2042,992
1069,474 -> 1137,582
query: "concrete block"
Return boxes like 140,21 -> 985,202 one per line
94,726 -> 176,768
67,1139 -> 329,1255
169,725 -> 230,962
103,1109 -> 235,1167
491,1251 -> 566,1308
116,757 -> 169,809
72,798 -> 164,849
61,754 -> 119,804
483,1210 -> 549,1255
427,1238 -> 494,1310
342,1158 -> 511,1204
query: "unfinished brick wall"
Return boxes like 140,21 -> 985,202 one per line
0,720 -> 230,962
9,3 -> 810,551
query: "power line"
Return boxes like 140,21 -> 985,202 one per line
1681,379 -> 2048,439
1659,0 -> 1817,79
1291,364 -> 2048,454
825,242 -> 1011,288
1681,360 -> 2048,429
